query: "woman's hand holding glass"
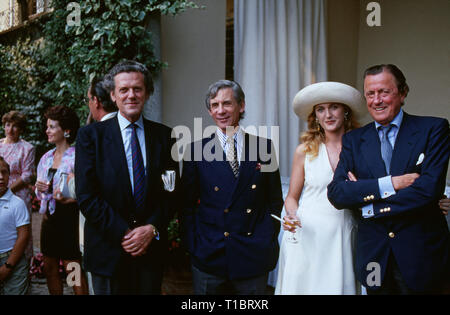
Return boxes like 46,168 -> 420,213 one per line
283,213 -> 301,243
35,180 -> 50,194
53,173 -> 76,204
283,213 -> 301,232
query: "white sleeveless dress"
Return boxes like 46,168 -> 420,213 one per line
275,143 -> 359,295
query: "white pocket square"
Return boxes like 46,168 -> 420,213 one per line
161,170 -> 176,192
416,153 -> 425,165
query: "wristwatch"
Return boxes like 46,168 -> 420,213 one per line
4,262 -> 14,269
152,225 -> 159,237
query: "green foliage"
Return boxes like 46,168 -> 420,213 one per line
168,214 -> 181,246
0,0 -> 199,158
0,39 -> 51,156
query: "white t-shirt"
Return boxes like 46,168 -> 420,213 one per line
0,189 -> 30,253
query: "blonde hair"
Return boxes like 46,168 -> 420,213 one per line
300,104 -> 359,159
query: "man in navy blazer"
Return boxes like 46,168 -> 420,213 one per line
328,64 -> 449,294
75,61 -> 178,294
181,80 -> 283,294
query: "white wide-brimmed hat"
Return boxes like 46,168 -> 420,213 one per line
292,82 -> 366,121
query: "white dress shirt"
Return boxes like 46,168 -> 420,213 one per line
100,111 -> 117,122
216,126 -> 244,165
362,109 -> 404,218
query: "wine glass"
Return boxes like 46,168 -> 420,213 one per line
285,218 -> 300,244
57,172 -> 68,199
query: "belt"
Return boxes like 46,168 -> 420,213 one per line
0,251 -> 11,259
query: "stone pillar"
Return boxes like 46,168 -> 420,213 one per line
144,12 -> 162,123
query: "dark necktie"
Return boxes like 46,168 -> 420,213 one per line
130,123 -> 145,211
226,137 -> 239,177
380,125 -> 394,174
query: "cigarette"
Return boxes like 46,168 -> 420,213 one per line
271,214 -> 285,223
271,214 -> 300,227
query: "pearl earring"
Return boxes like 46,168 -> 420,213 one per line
64,131 -> 70,138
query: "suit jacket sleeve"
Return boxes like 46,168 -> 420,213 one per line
327,132 -> 380,210
370,118 -> 449,217
266,140 -> 283,230
180,142 -> 199,254
246,137 -> 283,236
75,126 -> 129,245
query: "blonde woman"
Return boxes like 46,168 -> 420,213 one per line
275,82 -> 365,295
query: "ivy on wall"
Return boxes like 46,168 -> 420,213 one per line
0,38 -> 49,157
0,0 -> 199,158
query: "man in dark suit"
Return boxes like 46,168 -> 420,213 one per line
75,60 -> 178,294
328,64 -> 449,294
181,80 -> 283,295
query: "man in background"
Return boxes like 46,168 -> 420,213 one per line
87,77 -> 117,123
0,157 -> 30,295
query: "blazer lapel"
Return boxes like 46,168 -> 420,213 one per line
360,123 -> 387,178
104,117 -> 133,201
390,113 -> 419,175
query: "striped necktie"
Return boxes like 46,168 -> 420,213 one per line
130,123 -> 145,211
226,136 -> 239,177
379,125 -> 394,174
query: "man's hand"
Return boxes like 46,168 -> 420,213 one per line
0,264 -> 12,282
391,173 -> 420,191
348,171 -> 357,182
439,196 -> 449,216
121,225 -> 155,257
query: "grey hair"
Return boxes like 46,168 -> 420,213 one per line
103,60 -> 154,95
205,80 -> 246,120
